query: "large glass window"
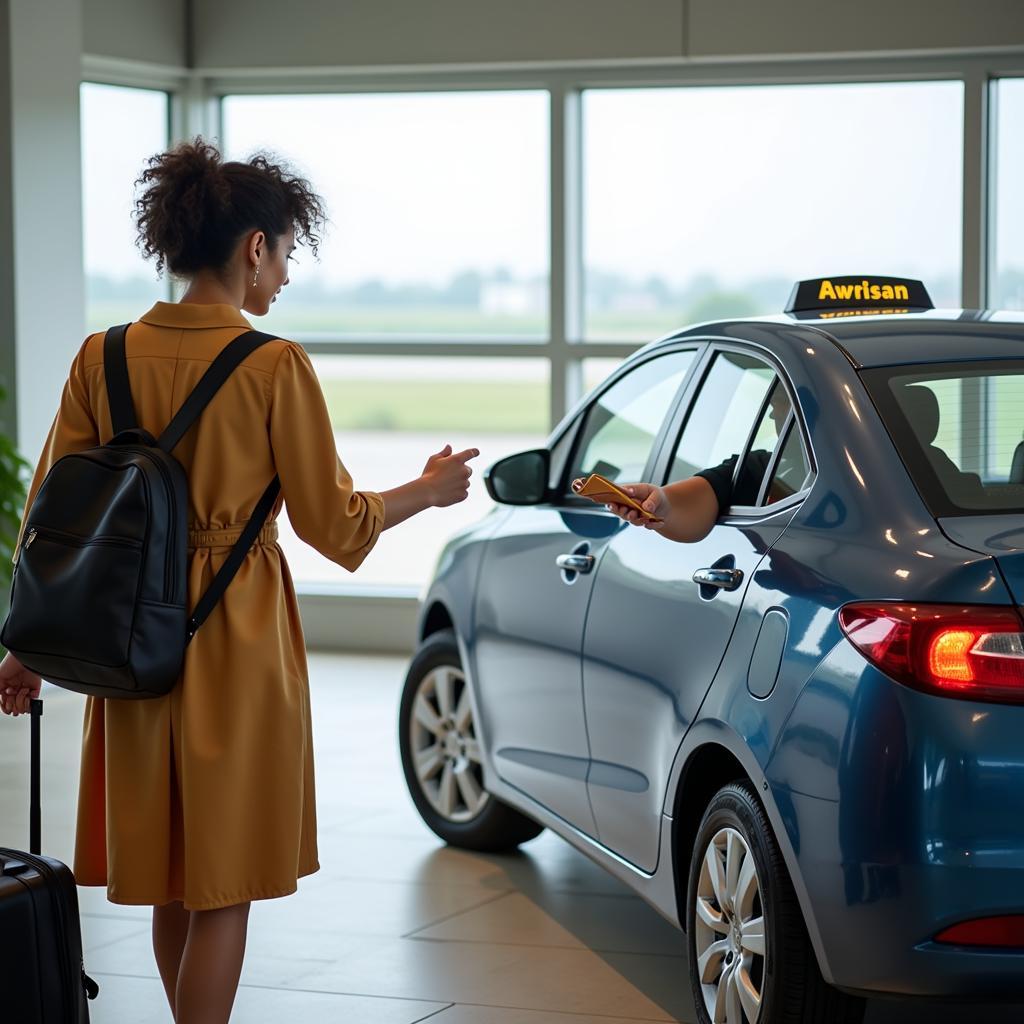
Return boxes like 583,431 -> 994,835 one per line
81,83 -> 170,331
992,78 -> 1024,310
279,356 -> 549,588
584,82 -> 964,340
207,71 -> 987,593
222,92 -> 549,339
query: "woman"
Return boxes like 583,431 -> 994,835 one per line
0,140 -> 477,1023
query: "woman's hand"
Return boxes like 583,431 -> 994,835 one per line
606,483 -> 669,530
0,651 -> 42,716
420,444 -> 480,508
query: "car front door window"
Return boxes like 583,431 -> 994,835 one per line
568,351 -> 696,492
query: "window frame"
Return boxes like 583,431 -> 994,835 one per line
75,50 -> 1022,599
204,55 -> 1012,445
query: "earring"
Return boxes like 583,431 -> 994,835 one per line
252,264 -> 261,288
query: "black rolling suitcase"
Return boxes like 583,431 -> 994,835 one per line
0,698 -> 99,1021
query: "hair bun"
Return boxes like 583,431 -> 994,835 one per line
134,135 -> 326,278
134,138 -> 231,275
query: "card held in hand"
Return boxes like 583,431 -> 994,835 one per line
571,473 -> 663,521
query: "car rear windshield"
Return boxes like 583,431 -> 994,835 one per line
863,361 -> 1024,516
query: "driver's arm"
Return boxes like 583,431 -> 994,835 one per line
607,475 -> 721,543
607,455 -> 736,543
656,476 -> 721,543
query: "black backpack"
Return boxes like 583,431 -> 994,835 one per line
0,323 -> 281,699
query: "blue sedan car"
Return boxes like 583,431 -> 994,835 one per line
398,277 -> 1024,1024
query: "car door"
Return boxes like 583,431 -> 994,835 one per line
581,347 -> 814,871
473,347 -> 699,833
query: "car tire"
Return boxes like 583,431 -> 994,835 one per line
399,629 -> 544,852
686,780 -> 865,1024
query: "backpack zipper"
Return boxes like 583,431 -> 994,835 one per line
13,526 -> 142,565
12,528 -> 36,565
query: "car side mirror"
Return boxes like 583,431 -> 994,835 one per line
485,449 -> 550,506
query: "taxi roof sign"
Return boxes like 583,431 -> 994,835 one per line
785,276 -> 933,317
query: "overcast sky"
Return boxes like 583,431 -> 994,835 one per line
82,79 -> 1022,300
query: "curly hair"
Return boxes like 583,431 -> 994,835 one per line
133,138 -> 326,276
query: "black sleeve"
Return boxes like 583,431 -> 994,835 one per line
695,454 -> 739,514
734,448 -> 775,507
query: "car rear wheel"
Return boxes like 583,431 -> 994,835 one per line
686,781 -> 864,1024
399,629 -> 544,851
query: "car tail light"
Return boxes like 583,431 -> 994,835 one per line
838,602 -> 1024,703
935,915 -> 1024,948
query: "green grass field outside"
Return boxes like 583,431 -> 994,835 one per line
320,379 -> 548,434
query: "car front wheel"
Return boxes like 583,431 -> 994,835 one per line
686,780 -> 864,1024
399,629 -> 543,851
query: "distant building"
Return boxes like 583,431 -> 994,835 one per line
480,280 -> 546,316
609,290 -> 660,313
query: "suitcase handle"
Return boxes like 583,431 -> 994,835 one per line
0,855 -> 32,876
30,697 -> 41,855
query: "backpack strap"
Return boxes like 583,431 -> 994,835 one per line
157,329 -> 278,454
103,324 -> 137,434
186,473 -> 281,644
149,327 -> 283,645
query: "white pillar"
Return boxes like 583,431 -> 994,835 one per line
0,0 -> 85,460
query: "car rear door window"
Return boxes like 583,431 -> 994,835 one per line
734,380 -> 793,505
764,420 -> 813,504
666,352 -> 777,503
566,351 -> 695,489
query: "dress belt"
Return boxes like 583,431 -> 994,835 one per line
187,521 -> 279,550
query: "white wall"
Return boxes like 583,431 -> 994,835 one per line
687,0 -> 1024,59
192,0 -> 1024,70
192,0 -> 682,69
0,3 -> 14,440
83,0 -> 187,67
0,0 -> 85,461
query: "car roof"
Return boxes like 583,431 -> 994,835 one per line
661,308 -> 1024,370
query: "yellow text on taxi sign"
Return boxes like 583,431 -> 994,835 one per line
818,279 -> 910,303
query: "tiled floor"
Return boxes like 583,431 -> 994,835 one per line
2,652 -> 1023,1023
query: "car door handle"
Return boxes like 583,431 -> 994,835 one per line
692,567 -> 744,591
556,554 -> 595,574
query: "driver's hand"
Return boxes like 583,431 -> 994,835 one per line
606,483 -> 669,530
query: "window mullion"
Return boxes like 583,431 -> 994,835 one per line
961,69 -> 991,309
550,84 -> 583,431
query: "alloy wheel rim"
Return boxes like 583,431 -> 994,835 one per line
410,665 -> 489,823
694,826 -> 766,1024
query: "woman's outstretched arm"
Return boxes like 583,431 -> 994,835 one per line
379,443 -> 480,531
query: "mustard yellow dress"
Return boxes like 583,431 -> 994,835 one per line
16,302 -> 384,910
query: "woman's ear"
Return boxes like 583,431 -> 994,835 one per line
247,229 -> 267,265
